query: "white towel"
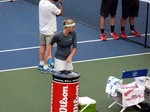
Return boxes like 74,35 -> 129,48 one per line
134,76 -> 146,86
105,76 -> 120,97
120,82 -> 145,107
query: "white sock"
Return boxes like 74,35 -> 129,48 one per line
39,61 -> 44,65
43,65 -> 48,69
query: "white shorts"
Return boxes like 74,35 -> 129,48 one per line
54,58 -> 73,71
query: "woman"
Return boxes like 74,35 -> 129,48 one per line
48,19 -> 77,72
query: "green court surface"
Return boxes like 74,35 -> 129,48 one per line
0,54 -> 149,112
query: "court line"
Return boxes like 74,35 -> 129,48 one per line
0,33 -> 150,53
0,52 -> 149,73
0,46 -> 39,53
74,52 -> 150,63
0,0 -> 17,2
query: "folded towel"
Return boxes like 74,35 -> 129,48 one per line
106,76 -> 120,97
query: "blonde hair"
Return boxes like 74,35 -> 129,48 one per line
63,19 -> 75,28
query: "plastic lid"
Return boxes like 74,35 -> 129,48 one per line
52,70 -> 80,83
79,97 -> 96,104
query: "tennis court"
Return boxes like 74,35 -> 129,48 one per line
0,53 -> 150,112
0,0 -> 150,112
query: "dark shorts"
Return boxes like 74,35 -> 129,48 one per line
100,0 -> 118,17
122,0 -> 139,19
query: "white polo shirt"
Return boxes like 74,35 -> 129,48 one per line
39,0 -> 61,35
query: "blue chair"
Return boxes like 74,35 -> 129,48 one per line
108,68 -> 148,112
121,69 -> 148,79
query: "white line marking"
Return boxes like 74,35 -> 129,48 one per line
0,52 -> 150,73
0,46 -> 39,53
0,66 -> 37,73
0,33 -> 150,53
0,0 -> 17,2
73,52 -> 150,63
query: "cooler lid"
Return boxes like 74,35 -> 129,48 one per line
52,70 -> 80,83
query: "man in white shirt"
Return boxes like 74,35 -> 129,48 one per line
38,0 -> 63,73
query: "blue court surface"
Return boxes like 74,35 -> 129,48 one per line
0,0 -> 150,112
0,0 -> 150,71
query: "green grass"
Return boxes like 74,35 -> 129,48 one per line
0,54 -> 149,112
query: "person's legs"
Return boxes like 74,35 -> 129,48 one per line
120,0 -> 129,39
120,17 -> 127,38
100,16 -> 107,41
38,34 -> 46,69
128,0 -> 141,36
129,17 -> 141,36
38,45 -> 45,69
120,17 -> 127,29
41,34 -> 55,73
43,45 -> 49,69
129,17 -> 134,27
100,16 -> 105,30
38,34 -> 53,73
100,0 -> 110,41
109,0 -> 119,39
110,16 -> 115,31
110,16 -> 119,39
